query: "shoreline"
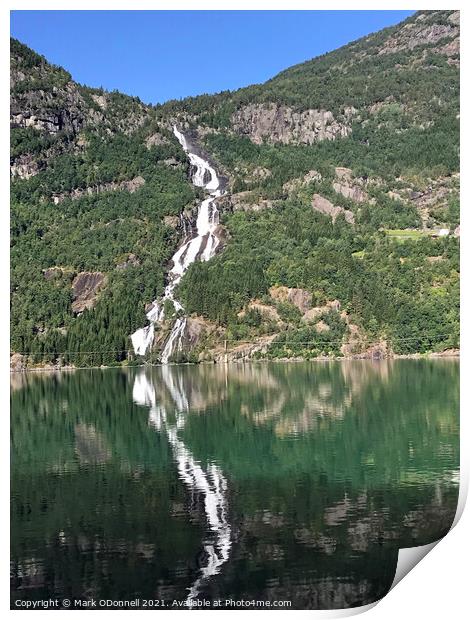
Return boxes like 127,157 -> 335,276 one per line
10,349 -> 460,374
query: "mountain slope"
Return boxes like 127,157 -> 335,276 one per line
163,11 -> 459,188
10,10 -> 460,368
10,39 -> 197,367
157,10 -> 460,361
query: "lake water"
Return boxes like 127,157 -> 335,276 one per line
11,360 -> 459,610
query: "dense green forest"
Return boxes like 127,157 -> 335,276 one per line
10,38 -> 199,366
11,142 -> 195,365
179,199 -> 459,357
10,10 -> 460,366
174,10 -> 460,360
202,113 -> 459,199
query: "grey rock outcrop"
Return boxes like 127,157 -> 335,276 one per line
231,103 -> 351,145
10,153 -> 41,179
146,132 -> 169,149
218,191 -> 274,213
10,78 -> 96,135
269,286 -> 313,314
163,215 -> 180,229
332,181 -> 368,203
52,176 -> 145,204
331,168 -> 369,203
283,169 -> 322,193
238,301 -> 283,324
312,194 -> 355,224
91,94 -> 107,110
71,272 -> 106,313
10,353 -> 26,372
303,300 -> 341,323
378,17 -> 458,55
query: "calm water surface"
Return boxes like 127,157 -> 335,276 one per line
11,360 -> 459,609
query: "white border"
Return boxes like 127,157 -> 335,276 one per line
3,1 -> 468,617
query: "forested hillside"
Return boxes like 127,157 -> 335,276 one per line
10,39 -> 198,367
10,10 -> 460,368
165,9 -> 460,361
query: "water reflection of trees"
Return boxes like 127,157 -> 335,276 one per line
11,360 -> 459,609
133,360 -> 458,607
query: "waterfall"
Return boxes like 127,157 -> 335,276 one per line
132,370 -> 231,604
131,127 -> 223,363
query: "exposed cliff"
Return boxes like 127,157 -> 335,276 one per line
231,104 -> 352,145
71,272 -> 107,313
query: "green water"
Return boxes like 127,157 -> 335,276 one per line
11,360 -> 459,610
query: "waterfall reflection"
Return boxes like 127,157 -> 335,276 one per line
133,367 -> 231,604
11,360 -> 459,608
131,360 -> 369,602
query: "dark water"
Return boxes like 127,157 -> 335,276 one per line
11,360 -> 459,610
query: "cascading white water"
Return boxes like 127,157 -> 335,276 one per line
132,370 -> 231,604
131,127 -> 223,363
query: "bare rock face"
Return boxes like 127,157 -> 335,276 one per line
126,176 -> 145,193
91,94 -> 107,110
312,194 -> 338,217
315,320 -> 330,333
167,315 -> 224,360
405,178 -> 457,225
331,168 -> 369,203
163,215 -> 180,229
439,36 -> 460,58
146,132 -> 168,148
303,169 -> 322,184
335,167 -> 352,180
213,223 -> 228,247
283,169 -> 322,193
234,199 -> 273,212
378,16 -> 458,56
10,153 -> 41,179
10,353 -> 26,372
448,10 -> 459,26
231,103 -> 351,145
228,191 -> 274,212
10,78 -> 95,135
328,299 -> 341,312
71,272 -> 106,313
238,300 -> 282,324
428,348 -> 459,358
303,300 -> 341,323
209,334 -> 278,363
52,175 -> 145,204
182,317 -> 207,349
162,157 -> 181,168
11,43 -> 151,138
332,181 -> 368,204
312,194 -> 355,224
269,286 -> 312,313
351,340 -> 390,360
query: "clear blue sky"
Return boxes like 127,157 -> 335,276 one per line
11,10 -> 415,105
